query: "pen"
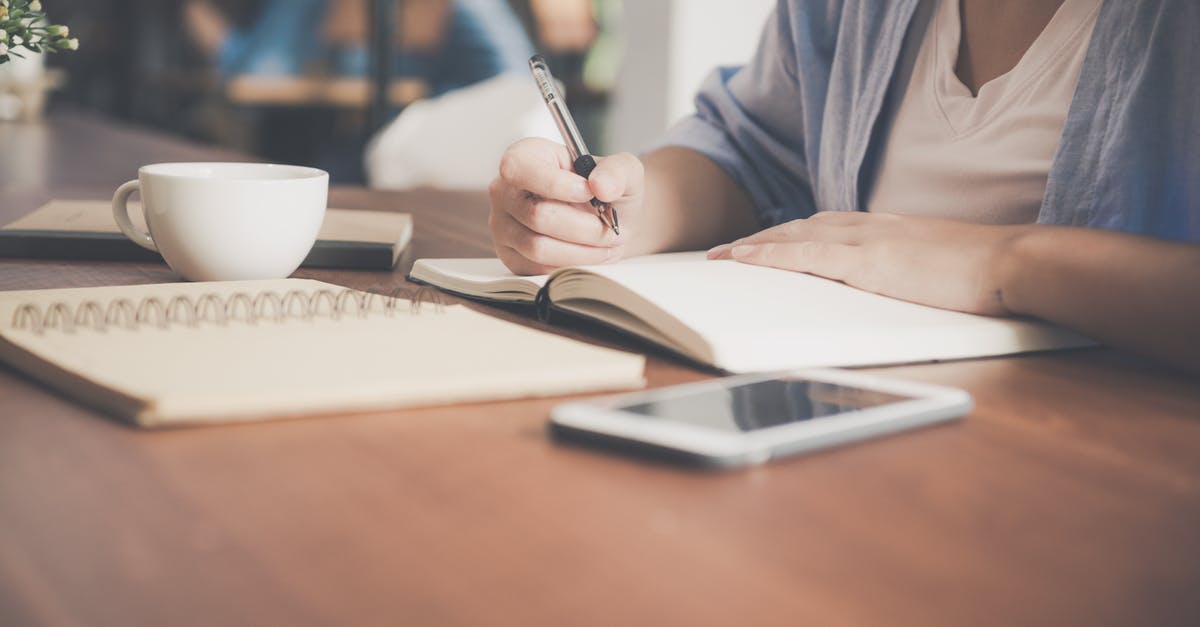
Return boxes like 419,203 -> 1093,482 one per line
528,54 -> 619,235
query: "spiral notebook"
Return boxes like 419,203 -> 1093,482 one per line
410,253 -> 1096,372
0,280 -> 645,427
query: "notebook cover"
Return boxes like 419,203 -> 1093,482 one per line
0,279 -> 646,426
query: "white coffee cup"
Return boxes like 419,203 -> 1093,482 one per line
112,162 -> 328,282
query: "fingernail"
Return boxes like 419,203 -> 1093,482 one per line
707,244 -> 731,259
590,173 -> 616,201
573,179 -> 592,200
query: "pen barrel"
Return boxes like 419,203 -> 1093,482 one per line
547,97 -> 590,162
530,55 -> 591,162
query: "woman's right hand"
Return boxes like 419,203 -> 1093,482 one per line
488,137 -> 645,275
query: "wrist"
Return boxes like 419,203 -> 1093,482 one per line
991,225 -> 1044,317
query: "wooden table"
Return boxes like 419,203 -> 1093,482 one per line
2,109 -> 1199,627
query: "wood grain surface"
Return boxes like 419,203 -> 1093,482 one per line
1,108 -> 1198,627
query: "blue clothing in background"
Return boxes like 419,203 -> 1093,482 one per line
217,0 -> 532,96
659,0 -> 1200,242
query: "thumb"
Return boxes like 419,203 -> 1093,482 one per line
588,152 -> 644,204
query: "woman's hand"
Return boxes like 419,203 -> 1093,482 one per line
712,211 -> 1200,375
708,211 -> 1030,315
488,138 -> 645,275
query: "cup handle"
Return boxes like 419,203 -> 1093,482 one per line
112,179 -> 157,252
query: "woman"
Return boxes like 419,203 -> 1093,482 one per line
488,0 -> 1200,373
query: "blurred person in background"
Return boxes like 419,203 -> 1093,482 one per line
182,0 -> 539,182
362,0 -> 609,189
522,0 -> 595,77
529,0 -> 595,53
183,0 -> 533,96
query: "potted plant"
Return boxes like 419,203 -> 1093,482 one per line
0,0 -> 77,120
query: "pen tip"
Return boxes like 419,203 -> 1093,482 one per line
597,205 -> 619,235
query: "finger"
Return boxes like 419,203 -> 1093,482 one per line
507,191 -> 620,247
498,139 -> 594,203
588,152 -> 644,203
730,217 -> 863,247
730,241 -> 858,282
498,211 -> 620,268
488,175 -> 513,220
806,210 -> 872,225
706,243 -> 734,259
706,214 -> 863,258
496,245 -> 556,276
491,208 -> 561,276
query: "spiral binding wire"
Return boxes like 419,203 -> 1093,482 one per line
10,285 -> 446,335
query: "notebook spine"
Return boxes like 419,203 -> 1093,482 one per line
11,286 -> 445,335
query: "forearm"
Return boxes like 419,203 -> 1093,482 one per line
629,147 -> 760,256
998,226 -> 1200,374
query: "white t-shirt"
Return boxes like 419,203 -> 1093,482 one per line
866,0 -> 1102,224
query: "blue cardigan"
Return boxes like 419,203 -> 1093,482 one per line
659,0 -> 1199,242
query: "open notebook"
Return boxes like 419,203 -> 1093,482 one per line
0,200 -> 414,269
0,279 -> 644,427
410,252 -> 1095,373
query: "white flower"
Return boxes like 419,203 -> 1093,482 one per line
0,43 -> 8,56
0,30 -> 7,42
29,1 -> 42,11
49,25 -> 69,38
65,37 -> 78,50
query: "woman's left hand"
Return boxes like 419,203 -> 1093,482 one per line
707,212 -> 1030,316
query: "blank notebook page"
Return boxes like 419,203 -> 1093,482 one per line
576,260 -> 1092,372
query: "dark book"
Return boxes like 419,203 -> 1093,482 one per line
0,200 -> 412,270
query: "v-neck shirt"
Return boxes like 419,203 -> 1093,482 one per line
658,1 -> 1199,241
865,0 -> 1102,223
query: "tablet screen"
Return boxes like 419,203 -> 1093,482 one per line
618,378 -> 913,432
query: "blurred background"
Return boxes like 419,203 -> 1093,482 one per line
3,0 -> 774,188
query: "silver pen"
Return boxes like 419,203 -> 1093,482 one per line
528,55 -> 619,235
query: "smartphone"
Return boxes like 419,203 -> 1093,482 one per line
549,369 -> 972,467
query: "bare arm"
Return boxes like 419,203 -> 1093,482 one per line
625,146 -> 760,257
182,0 -> 230,58
999,227 -> 1200,374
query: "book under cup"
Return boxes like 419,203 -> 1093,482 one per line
409,252 -> 1096,373
0,200 -> 413,270
0,279 -> 646,427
